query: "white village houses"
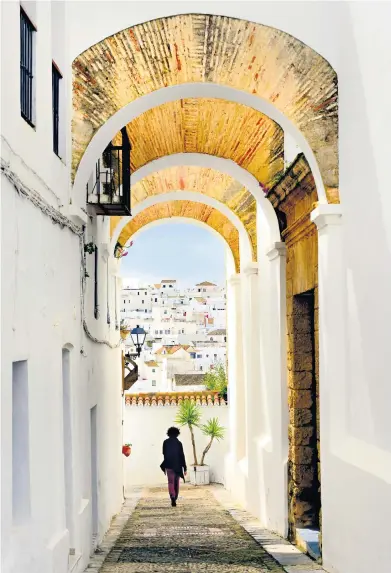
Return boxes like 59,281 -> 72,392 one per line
123,279 -> 227,393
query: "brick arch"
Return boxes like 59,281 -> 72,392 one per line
110,165 -> 257,261
112,98 -> 284,191
72,14 -> 338,192
117,200 -> 241,272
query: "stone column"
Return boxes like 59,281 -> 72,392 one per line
225,273 -> 245,497
242,263 -> 264,513
310,204 -> 344,444
310,204 -> 344,549
266,241 -> 288,456
259,241 -> 289,534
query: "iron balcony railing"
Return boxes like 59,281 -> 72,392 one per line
86,127 -> 131,216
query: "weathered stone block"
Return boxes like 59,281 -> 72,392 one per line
290,407 -> 313,426
289,425 -> 314,446
288,389 -> 313,409
291,463 -> 315,487
293,499 -> 315,521
289,352 -> 313,372
292,314 -> 312,334
289,445 -> 315,465
287,370 -> 313,389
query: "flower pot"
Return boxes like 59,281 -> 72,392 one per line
122,445 -> 131,457
120,330 -> 130,340
189,465 -> 210,485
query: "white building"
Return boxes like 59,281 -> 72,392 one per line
120,279 -> 227,393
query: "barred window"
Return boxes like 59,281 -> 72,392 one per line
52,64 -> 62,155
20,9 -> 35,125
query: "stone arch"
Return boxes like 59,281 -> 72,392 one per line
72,14 -> 338,195
110,166 -> 258,261
131,153 -> 282,246
110,191 -> 254,267
117,200 -> 241,272
112,98 -> 284,190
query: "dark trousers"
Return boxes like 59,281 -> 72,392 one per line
166,469 -> 179,500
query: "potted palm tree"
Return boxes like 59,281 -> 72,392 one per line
174,401 -> 225,485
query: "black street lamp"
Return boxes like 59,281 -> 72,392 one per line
128,324 -> 146,358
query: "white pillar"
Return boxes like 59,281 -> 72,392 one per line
227,274 -> 245,459
241,263 -> 262,512
311,204 -> 344,567
225,273 -> 246,501
266,241 -> 288,455
310,204 -> 345,446
256,241 -> 288,535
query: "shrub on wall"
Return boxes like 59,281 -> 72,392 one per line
203,361 -> 227,399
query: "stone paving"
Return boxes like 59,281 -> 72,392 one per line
85,485 -> 326,573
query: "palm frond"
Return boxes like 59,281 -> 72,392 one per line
174,400 -> 201,427
200,417 -> 225,441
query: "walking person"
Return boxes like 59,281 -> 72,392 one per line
160,427 -> 187,506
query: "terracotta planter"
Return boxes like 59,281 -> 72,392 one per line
120,330 -> 130,340
122,445 -> 131,457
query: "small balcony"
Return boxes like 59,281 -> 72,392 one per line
86,128 -> 131,216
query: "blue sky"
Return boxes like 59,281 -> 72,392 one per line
120,223 -> 226,288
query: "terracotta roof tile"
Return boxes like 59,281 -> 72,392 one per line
196,281 -> 217,286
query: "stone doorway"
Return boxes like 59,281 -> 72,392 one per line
288,289 -> 321,540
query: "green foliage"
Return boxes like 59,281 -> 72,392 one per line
175,400 -> 201,428
120,318 -> 130,331
203,361 -> 227,396
84,242 -> 96,254
174,402 -> 225,466
200,417 -> 225,441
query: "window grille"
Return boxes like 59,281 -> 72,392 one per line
20,9 -> 35,124
52,64 -> 62,155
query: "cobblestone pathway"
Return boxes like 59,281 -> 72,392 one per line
86,485 -> 325,573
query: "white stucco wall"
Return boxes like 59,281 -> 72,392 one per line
123,404 -> 228,492
1,176 -> 123,573
1,4 -> 124,573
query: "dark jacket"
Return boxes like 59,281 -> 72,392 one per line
160,437 -> 187,481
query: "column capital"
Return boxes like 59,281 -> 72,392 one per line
311,204 -> 342,230
242,262 -> 258,276
227,273 -> 241,286
266,241 -> 286,261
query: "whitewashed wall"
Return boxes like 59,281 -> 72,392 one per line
123,404 -> 229,492
1,4 -> 123,573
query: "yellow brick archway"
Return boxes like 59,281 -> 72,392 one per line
72,14 -> 338,191
117,200 -> 241,272
112,98 -> 283,191
110,165 -> 258,261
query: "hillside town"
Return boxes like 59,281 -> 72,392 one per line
120,279 -> 227,393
